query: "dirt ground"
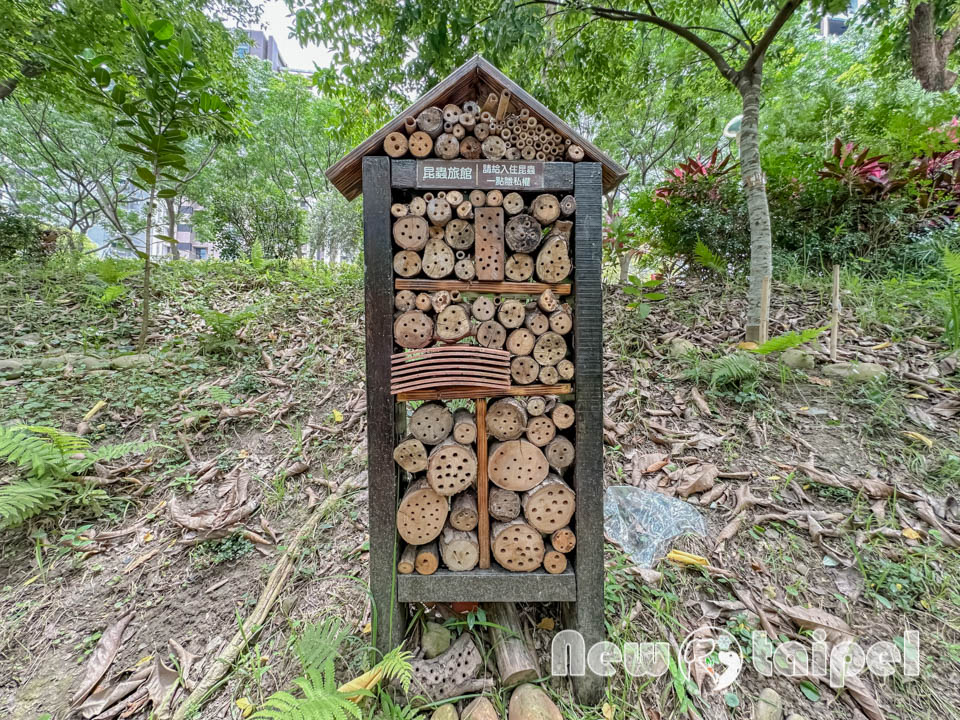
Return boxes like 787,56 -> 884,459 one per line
1,261 -> 958,719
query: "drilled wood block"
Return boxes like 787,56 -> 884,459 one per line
474,207 -> 505,281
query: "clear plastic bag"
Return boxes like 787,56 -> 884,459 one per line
603,486 -> 708,568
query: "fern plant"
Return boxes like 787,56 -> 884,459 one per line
0,425 -> 151,528
750,326 -> 829,355
944,249 -> 960,349
195,305 -> 258,355
692,238 -> 727,275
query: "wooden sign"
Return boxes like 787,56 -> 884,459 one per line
417,160 -> 545,190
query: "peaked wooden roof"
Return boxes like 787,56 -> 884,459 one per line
325,55 -> 628,200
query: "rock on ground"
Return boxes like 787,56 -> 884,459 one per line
781,348 -> 814,370
821,361 -> 886,382
755,687 -> 783,720
508,683 -> 562,720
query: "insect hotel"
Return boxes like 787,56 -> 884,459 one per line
326,56 -> 626,702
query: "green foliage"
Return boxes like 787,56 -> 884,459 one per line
621,275 -> 666,319
195,305 -> 257,355
0,209 -> 46,260
252,661 -> 364,720
751,326 -> 829,355
692,239 -> 727,275
200,191 -> 306,261
943,248 -> 960,349
295,617 -> 353,671
0,425 -> 150,528
700,352 -> 761,390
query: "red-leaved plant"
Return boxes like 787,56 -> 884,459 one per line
653,149 -> 734,205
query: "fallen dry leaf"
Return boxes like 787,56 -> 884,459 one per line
70,611 -> 135,707
779,605 -> 854,643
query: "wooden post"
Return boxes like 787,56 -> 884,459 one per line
831,264 -> 840,361
568,162 -> 604,704
363,156 -> 405,655
476,398 -> 490,569
759,275 -> 771,345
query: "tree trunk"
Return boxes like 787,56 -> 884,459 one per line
619,251 -> 631,285
166,197 -> 179,260
908,2 -> 959,92
737,74 -> 773,343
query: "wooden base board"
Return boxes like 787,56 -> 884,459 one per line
397,565 -> 575,603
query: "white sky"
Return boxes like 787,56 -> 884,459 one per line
251,0 -> 334,73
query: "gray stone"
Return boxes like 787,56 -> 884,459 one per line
38,352 -> 85,369
781,348 -> 814,370
668,338 -> 698,358
430,704 -> 459,720
0,359 -> 29,378
821,362 -> 886,382
12,333 -> 42,348
755,688 -> 783,720
75,356 -> 112,371
111,353 -> 155,370
421,621 -> 451,659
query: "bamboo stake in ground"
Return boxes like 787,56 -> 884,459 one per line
831,264 -> 840,361
172,473 -> 366,720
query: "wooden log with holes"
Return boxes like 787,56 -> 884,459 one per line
454,258 -> 476,280
476,320 -> 506,349
397,479 -> 448,546
417,106 -> 443,138
491,518 -> 544,572
524,309 -> 550,336
469,190 -> 487,207
452,409 -> 477,444
394,437 -> 428,473
530,194 -> 561,225
421,239 -> 455,279
427,438 -> 478,496
471,295 -> 495,321
409,402 -> 454,445
444,219 -> 474,250
408,196 -> 427,217
481,135 -> 506,160
426,197 -> 452,226
544,435 -> 575,471
536,235 -> 571,283
560,194 -> 576,216
474,207 -> 504,281
543,541 -> 568,574
486,190 -> 503,207
486,397 -> 528,441
460,136 -> 481,159
533,331 -> 567,366
556,358 -> 575,381
497,298 -> 525,329
415,540 -> 440,575
430,290 -> 450,313
393,251 -> 421,278
502,192 -> 524,215
456,201 -> 473,219
488,439 -> 549,491
525,415 -> 556,447
551,526 -> 576,553
384,131 -> 409,158
391,203 -> 409,218
506,328 -> 536,357
485,602 -> 539,685
408,131 -> 433,158
538,365 -> 559,385
524,396 -> 546,417
449,490 -> 479,532
504,253 -> 534,281
511,356 -> 539,385
445,190 -> 464,207
549,308 -> 573,335
551,402 -> 575,430
522,473 -> 576,533
538,288 -> 559,313
393,216 -> 428,251
434,304 -> 472,341
489,487 -> 521,521
394,310 -> 434,349
398,544 -> 417,574
566,143 -> 584,161
395,290 -> 417,312
415,292 -> 432,311
505,214 -> 542,253
439,524 -> 479,571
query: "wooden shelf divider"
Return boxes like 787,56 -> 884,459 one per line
395,279 -> 572,295
396,383 -> 573,402
476,398 -> 490,569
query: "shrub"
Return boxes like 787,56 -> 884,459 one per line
0,209 -> 47,261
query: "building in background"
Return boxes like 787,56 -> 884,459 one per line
820,0 -> 867,37
238,30 -> 287,71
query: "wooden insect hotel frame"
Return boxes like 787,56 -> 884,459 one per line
326,55 -> 626,703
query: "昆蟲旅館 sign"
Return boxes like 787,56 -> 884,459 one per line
415,160 -> 545,190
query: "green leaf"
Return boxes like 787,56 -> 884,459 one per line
93,67 -> 111,87
150,19 -> 175,41
944,249 -> 960,282
157,189 -> 177,198
135,167 -> 157,186
724,692 -> 740,708
799,680 -> 821,702
753,326 -> 829,355
643,292 -> 666,301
